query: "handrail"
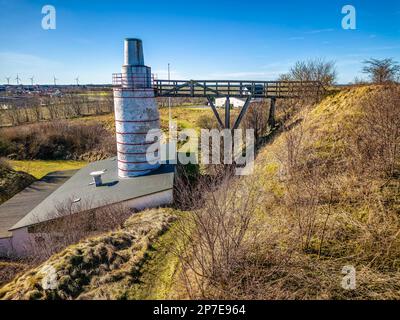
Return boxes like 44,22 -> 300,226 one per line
112,74 -> 323,98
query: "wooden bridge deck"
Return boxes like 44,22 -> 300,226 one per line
112,74 -> 323,98
112,77 -> 323,128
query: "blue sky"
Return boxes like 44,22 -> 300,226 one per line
0,0 -> 399,84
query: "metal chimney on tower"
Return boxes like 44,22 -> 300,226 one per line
113,38 -> 161,178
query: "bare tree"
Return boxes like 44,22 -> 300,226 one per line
281,58 -> 337,87
241,101 -> 269,141
362,58 -> 400,84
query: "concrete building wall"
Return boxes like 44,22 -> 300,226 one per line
0,237 -> 13,256
124,189 -> 173,211
0,227 -> 31,257
11,227 -> 33,257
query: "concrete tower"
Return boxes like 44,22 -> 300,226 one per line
113,38 -> 161,177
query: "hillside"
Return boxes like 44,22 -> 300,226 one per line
1,85 -> 399,300
0,209 -> 180,299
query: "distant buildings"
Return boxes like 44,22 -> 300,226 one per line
214,96 -> 263,108
215,97 -> 247,108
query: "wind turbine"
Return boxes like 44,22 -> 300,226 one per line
75,76 -> 79,86
53,75 -> 58,86
15,74 -> 21,85
5,77 -> 10,85
29,76 -> 34,86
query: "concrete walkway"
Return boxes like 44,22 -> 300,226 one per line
0,170 -> 77,238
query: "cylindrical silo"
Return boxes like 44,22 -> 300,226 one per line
113,38 -> 161,178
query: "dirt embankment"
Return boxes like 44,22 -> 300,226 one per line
0,209 -> 179,300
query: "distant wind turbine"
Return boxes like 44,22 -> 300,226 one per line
75,76 -> 79,86
15,74 -> 21,85
29,76 -> 34,86
5,77 -> 10,85
53,75 -> 58,86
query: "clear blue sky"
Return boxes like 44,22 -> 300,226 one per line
1,0 -> 399,84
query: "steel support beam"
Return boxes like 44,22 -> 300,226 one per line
207,96 -> 224,128
225,96 -> 230,129
232,95 -> 252,130
268,97 -> 276,128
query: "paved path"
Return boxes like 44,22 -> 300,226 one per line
0,170 -> 77,238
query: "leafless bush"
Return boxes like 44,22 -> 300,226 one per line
196,114 -> 218,130
173,167 -> 279,298
0,157 -> 11,170
0,260 -> 29,287
362,58 -> 400,84
348,84 -> 400,178
241,101 -> 269,141
280,58 -> 335,103
282,58 -> 337,87
0,120 -> 115,160
275,85 -> 400,264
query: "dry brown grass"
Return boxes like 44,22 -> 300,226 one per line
172,85 -> 400,300
0,209 -> 178,300
0,260 -> 30,287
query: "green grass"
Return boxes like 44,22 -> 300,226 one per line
9,160 -> 87,179
125,220 -> 183,299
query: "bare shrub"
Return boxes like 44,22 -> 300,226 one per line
362,58 -> 400,84
241,101 -> 269,142
196,114 -> 218,130
348,85 -> 400,178
274,85 -> 400,272
174,168 -> 275,298
283,58 -> 337,87
5,108 -> 20,126
280,58 -> 335,103
0,260 -> 29,287
0,157 -> 11,171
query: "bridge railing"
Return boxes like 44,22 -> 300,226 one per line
112,72 -> 154,89
152,79 -> 323,98
112,75 -> 323,98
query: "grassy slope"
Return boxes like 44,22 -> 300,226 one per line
0,261 -> 29,287
250,86 -> 400,299
0,209 -> 180,300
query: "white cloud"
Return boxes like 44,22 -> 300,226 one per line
0,52 -> 60,68
305,28 -> 334,34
